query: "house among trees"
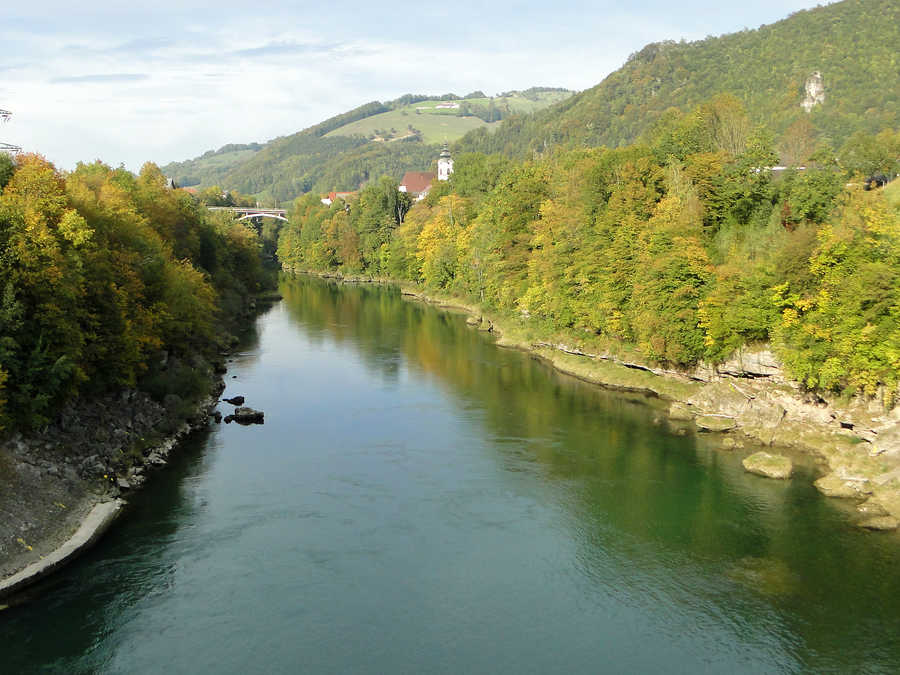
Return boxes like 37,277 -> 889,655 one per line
399,145 -> 454,201
321,190 -> 357,206
398,171 -> 436,201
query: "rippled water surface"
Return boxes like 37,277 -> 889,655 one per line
3,276 -> 900,674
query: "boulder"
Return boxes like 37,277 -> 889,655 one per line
232,407 -> 264,425
857,499 -> 888,517
668,402 -> 694,421
696,415 -> 737,432
717,347 -> 782,379
814,473 -> 861,498
858,516 -> 899,531
147,453 -> 167,467
223,396 -> 245,406
742,452 -> 793,479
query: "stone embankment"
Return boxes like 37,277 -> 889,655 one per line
0,378 -> 223,599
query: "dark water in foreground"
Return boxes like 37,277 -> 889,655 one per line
2,276 -> 899,673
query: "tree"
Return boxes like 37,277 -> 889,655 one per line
0,153 -> 14,190
779,117 -> 817,167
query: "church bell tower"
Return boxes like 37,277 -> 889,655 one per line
437,143 -> 454,181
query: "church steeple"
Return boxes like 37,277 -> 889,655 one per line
437,143 -> 453,181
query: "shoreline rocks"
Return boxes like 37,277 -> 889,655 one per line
744,452 -> 794,480
224,407 -> 265,425
392,278 -> 900,521
814,473 -> 866,498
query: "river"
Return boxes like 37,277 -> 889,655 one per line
2,276 -> 899,673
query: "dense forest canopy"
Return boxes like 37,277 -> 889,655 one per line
0,154 -> 271,432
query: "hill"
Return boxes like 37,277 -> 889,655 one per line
456,0 -> 899,159
325,90 -> 574,144
159,143 -> 262,188
162,90 -> 572,202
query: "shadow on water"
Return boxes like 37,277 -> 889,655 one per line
280,275 -> 900,671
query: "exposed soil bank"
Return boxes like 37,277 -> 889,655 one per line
294,271 -> 900,529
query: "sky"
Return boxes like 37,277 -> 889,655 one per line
1,1 -> 831,171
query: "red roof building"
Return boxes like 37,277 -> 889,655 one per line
321,190 -> 358,206
399,171 -> 435,198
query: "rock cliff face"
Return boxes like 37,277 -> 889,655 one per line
802,71 -> 825,112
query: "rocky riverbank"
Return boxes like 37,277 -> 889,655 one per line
394,285 -> 900,531
0,375 -> 224,595
0,285 -> 283,599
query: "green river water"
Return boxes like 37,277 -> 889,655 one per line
2,276 -> 899,673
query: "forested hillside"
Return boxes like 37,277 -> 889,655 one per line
456,0 -> 899,159
0,153 -> 271,433
278,95 -> 900,404
162,91 -> 572,204
157,143 -> 263,189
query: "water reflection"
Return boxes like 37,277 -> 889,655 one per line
281,275 -> 900,671
2,275 -> 899,673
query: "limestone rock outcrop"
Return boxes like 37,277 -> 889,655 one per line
801,71 -> 825,112
742,451 -> 793,479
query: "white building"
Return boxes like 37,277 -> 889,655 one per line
437,144 -> 454,181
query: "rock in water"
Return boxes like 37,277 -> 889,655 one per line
668,402 -> 694,421
223,396 -> 245,406
232,407 -> 264,425
742,451 -> 793,479
814,473 -> 860,498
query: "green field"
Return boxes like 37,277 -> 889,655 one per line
325,90 -> 573,144
326,108 -> 492,144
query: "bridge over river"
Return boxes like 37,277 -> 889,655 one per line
207,206 -> 288,222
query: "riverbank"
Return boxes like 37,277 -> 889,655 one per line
406,286 -> 900,528
292,270 -> 900,529
0,377 -> 223,601
0,292 -> 280,601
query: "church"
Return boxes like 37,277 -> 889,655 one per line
399,144 -> 454,201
